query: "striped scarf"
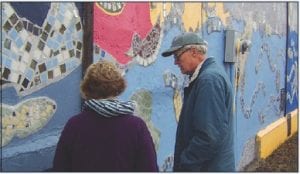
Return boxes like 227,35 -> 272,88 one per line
84,99 -> 136,117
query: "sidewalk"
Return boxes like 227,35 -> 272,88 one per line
243,132 -> 298,172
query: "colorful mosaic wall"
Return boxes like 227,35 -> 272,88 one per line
1,2 -> 298,172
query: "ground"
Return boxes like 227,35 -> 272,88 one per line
243,132 -> 298,172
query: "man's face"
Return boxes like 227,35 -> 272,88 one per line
173,47 -> 198,75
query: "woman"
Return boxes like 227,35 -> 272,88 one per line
52,60 -> 158,172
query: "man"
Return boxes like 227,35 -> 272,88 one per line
161,32 -> 235,172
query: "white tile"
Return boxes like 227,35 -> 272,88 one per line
19,30 -> 29,41
19,62 -> 27,73
9,72 -> 19,83
33,50 -> 42,60
22,52 -> 30,64
57,54 -> 63,63
12,60 -> 20,71
53,67 -> 60,78
43,45 -> 51,57
62,50 -> 69,59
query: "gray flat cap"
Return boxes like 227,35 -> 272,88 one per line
161,32 -> 207,57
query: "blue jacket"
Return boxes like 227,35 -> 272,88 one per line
173,57 -> 235,172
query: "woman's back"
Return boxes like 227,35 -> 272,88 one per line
53,110 -> 158,172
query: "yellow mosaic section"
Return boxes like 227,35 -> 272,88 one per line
182,3 -> 202,32
150,2 -> 172,25
150,2 -> 229,31
256,109 -> 298,159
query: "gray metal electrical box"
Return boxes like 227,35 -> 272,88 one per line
224,30 -> 237,63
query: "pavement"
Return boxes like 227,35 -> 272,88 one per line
243,132 -> 298,172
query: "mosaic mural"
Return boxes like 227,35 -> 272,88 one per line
1,2 -> 298,172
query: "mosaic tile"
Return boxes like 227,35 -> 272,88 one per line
19,30 -> 28,41
27,22 -> 33,33
22,20 -> 28,28
22,52 -> 30,64
66,41 -> 73,50
47,16 -> 55,26
76,50 -> 81,59
17,75 -> 22,84
45,58 -> 58,69
40,72 -> 47,83
38,40 -> 45,51
3,67 -> 11,79
29,60 -> 37,70
57,13 -> 64,23
41,31 -> 48,41
25,42 -> 32,52
19,62 -> 26,73
46,39 -> 57,49
76,41 -> 82,50
9,28 -> 18,40
95,45 -> 100,54
24,68 -> 34,80
65,32 -> 71,40
75,22 -> 81,31
9,13 -> 18,25
21,78 -> 30,88
4,38 -> 11,49
3,56 -> 12,68
33,26 -> 40,35
15,37 -> 23,48
101,50 -> 106,57
56,55 -> 63,63
11,61 -> 20,71
53,50 -> 60,56
69,49 -> 75,58
55,34 -> 63,43
15,21 -> 23,32
38,63 -> 46,73
9,72 -> 19,83
44,23 -> 51,33
60,64 -> 66,73
33,75 -> 41,85
53,67 -> 60,78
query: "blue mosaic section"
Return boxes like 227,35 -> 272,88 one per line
1,3 -> 83,96
286,30 -> 298,113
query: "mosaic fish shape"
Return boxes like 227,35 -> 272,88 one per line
1,3 -> 83,96
1,97 -> 57,147
94,2 -> 163,66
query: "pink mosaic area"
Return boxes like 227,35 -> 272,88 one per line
93,2 -> 153,64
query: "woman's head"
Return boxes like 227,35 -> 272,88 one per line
80,60 -> 126,100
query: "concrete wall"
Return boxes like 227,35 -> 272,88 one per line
1,2 -> 298,171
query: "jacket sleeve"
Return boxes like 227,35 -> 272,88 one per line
180,78 -> 227,171
52,119 -> 75,171
135,119 -> 159,172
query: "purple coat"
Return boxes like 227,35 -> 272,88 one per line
52,109 -> 158,172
